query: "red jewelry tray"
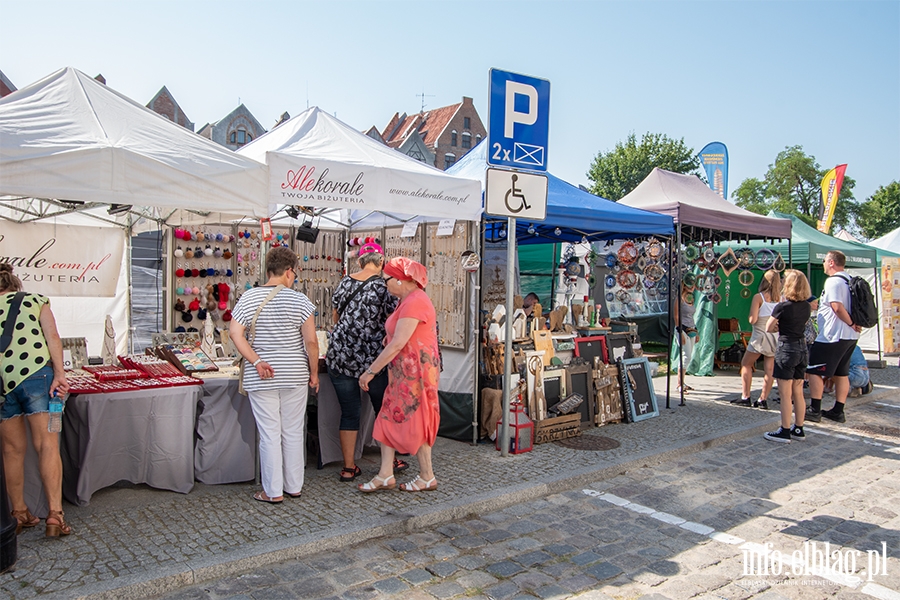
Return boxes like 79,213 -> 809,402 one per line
118,354 -> 184,378
81,365 -> 146,381
68,379 -> 141,394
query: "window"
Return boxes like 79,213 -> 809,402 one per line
476,134 -> 482,144
230,131 -> 236,144
461,132 -> 471,149
464,117 -> 471,129
450,130 -> 457,147
237,130 -> 246,144
444,153 -> 456,167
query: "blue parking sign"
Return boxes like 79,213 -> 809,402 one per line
487,69 -> 550,172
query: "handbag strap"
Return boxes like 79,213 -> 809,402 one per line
336,275 -> 380,316
247,285 -> 285,347
0,292 -> 26,354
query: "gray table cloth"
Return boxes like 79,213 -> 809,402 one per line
194,377 -> 256,484
316,373 -> 377,467
60,385 -> 201,506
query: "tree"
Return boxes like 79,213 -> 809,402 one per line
732,145 -> 857,233
856,181 -> 900,239
586,132 -> 699,201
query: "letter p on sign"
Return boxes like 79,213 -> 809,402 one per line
504,81 -> 538,138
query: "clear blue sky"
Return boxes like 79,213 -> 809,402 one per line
2,0 -> 898,208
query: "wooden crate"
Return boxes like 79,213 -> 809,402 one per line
533,413 -> 581,444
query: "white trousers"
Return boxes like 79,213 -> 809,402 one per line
248,385 -> 307,497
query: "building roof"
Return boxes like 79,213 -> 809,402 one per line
381,100 -> 462,149
0,69 -> 17,97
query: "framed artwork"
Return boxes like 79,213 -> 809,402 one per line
565,362 -> 594,426
620,357 -> 659,422
574,335 -> 608,366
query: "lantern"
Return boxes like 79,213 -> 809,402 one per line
496,401 -> 534,454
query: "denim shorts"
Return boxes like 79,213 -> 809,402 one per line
773,339 -> 808,381
0,365 -> 54,420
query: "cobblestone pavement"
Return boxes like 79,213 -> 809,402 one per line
2,367 -> 897,599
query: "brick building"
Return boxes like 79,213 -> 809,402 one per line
146,86 -> 194,131
0,69 -> 16,97
197,104 -> 265,151
380,96 -> 486,170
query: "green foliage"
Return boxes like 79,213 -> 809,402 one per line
857,181 -> 900,239
586,132 -> 700,201
731,145 -> 858,233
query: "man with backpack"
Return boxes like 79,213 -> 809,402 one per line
806,250 -> 863,423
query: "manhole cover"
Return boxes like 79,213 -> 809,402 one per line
554,436 -> 620,451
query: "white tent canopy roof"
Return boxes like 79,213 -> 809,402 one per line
619,167 -> 792,240
238,106 -> 482,221
870,227 -> 900,254
0,67 -> 268,225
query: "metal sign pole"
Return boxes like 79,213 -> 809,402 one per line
500,216 -> 516,457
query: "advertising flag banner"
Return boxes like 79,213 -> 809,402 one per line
817,164 -> 847,233
698,142 -> 729,199
0,222 -> 124,296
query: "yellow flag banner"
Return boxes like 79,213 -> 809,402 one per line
817,164 -> 847,233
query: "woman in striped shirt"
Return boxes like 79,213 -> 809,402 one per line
230,246 -> 318,503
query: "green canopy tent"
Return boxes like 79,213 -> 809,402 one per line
717,212 -> 900,360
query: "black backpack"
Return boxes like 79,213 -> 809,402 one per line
836,273 -> 878,329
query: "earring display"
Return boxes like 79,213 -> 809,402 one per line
294,229 -> 346,331
170,226 -> 237,334
346,231 -> 383,275
425,221 -> 470,349
383,223 -> 424,261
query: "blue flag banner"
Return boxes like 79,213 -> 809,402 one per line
698,142 -> 729,199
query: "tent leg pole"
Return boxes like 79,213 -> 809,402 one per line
472,221 -> 484,446
126,219 -> 134,355
875,265 -> 883,363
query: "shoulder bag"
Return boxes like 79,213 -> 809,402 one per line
235,285 -> 284,395
0,292 -> 27,354
336,274 -> 380,317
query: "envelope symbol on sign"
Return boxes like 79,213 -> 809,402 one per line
514,143 -> 545,167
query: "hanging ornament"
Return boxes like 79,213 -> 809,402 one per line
738,270 -> 755,287
741,287 -> 752,299
725,278 -> 732,307
617,241 -> 638,266
615,289 -> 631,303
718,247 -> 739,276
682,289 -> 695,306
656,276 -> 669,295
702,245 -> 717,265
755,248 -> 776,270
684,244 -> 700,263
683,272 -> 696,291
605,274 -> 617,289
646,238 -> 663,261
644,264 -> 665,282
738,248 -> 755,270
617,269 -> 638,289
773,252 -> 786,272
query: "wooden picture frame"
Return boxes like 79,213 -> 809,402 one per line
574,335 -> 608,365
541,367 -> 567,410
620,357 -> 659,422
565,362 -> 595,426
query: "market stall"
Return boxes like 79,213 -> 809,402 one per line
619,168 -> 792,401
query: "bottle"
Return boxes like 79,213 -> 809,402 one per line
48,392 -> 64,433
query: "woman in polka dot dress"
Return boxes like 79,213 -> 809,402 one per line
0,263 -> 72,537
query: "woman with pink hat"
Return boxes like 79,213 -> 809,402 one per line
326,241 -> 404,482
358,257 -> 441,492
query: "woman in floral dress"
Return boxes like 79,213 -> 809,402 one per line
357,257 -> 441,492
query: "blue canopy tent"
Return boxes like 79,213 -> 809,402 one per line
447,141 -> 675,244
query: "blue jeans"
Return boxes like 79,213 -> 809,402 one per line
848,366 -> 869,390
330,370 -> 389,431
1,365 -> 54,420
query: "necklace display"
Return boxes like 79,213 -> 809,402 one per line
295,230 -> 345,331
424,221 -> 469,349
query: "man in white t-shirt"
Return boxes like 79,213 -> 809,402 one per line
806,250 -> 861,423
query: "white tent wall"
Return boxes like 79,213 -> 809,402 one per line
848,266 -> 885,353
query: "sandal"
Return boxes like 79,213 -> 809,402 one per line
399,476 -> 438,492
11,508 -> 40,535
253,491 -> 284,504
45,510 -> 72,537
393,458 -> 409,473
340,465 -> 362,481
285,491 -> 302,498
358,474 -> 396,493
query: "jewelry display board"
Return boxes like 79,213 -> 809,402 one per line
170,225 -> 243,334
594,238 -> 669,318
294,229 -> 346,331
232,226 -> 264,304
425,221 -> 469,349
382,223 -> 425,261
346,229 -> 384,275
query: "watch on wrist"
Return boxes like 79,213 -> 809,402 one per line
365,367 -> 375,376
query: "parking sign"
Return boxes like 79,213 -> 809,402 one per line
487,69 -> 550,172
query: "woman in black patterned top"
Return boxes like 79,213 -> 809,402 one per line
326,242 -> 400,481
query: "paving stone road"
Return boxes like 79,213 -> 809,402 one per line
148,385 -> 900,600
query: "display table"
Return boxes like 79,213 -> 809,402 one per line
316,373 -> 378,467
194,377 -> 256,484
60,385 -> 201,506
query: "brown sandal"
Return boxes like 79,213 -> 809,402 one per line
45,510 -> 72,537
11,508 -> 40,535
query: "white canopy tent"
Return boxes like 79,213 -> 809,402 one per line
0,67 -> 268,230
237,106 -> 482,224
0,67 -> 270,353
870,227 -> 900,254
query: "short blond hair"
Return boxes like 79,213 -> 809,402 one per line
782,269 -> 811,302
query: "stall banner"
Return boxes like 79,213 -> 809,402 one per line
0,222 -> 123,297
883,257 -> 899,353
698,142 -> 729,199
817,164 -> 847,233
